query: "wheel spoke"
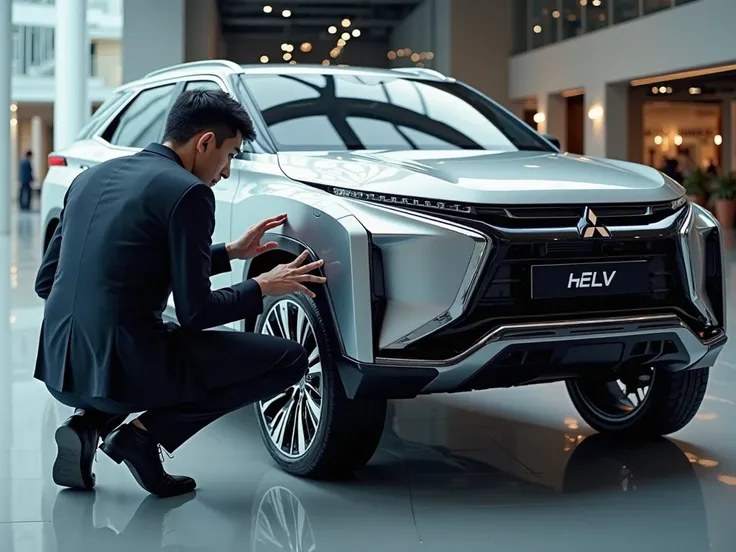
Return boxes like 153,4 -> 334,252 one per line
305,392 -> 320,427
295,308 -> 309,345
276,302 -> 291,340
296,395 -> 307,454
260,299 -> 324,458
307,360 -> 321,377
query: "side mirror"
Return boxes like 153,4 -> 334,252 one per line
543,134 -> 561,149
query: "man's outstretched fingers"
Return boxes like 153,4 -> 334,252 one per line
295,283 -> 316,298
296,259 -> 324,274
288,250 -> 310,267
299,274 -> 327,284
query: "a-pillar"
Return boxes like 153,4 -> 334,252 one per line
0,0 -> 11,235
584,82 -> 629,160
54,0 -> 89,152
536,92 -> 567,151
722,100 -> 733,176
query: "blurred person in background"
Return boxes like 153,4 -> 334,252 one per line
19,150 -> 33,211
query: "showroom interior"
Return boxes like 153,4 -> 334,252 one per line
1,0 -> 736,551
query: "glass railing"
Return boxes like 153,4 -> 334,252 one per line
514,0 -> 702,53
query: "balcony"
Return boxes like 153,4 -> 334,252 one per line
515,0 -> 702,53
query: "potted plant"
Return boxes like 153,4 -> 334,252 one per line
711,173 -> 736,228
682,168 -> 709,207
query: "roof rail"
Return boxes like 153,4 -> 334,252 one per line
391,67 -> 448,80
144,60 -> 242,79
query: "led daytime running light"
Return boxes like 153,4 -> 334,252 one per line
331,187 -> 473,214
671,195 -> 688,211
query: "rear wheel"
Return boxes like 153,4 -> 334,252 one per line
566,366 -> 709,436
254,293 -> 387,478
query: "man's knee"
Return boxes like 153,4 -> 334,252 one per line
280,340 -> 309,382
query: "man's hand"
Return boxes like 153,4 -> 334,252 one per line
226,213 -> 287,261
253,251 -> 327,299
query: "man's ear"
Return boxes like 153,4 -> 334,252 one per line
197,131 -> 216,152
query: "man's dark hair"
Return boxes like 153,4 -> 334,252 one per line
162,89 -> 256,147
25,150 -> 32,158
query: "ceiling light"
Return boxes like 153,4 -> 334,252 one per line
352,29 -> 361,37
283,52 -> 292,61
416,62 -> 424,68
337,38 -> 346,47
396,49 -> 405,57
654,135 -> 663,145
341,18 -> 351,27
666,86 -> 673,93
651,86 -> 659,94
282,9 -> 291,17
674,135 -> 683,146
10,118 -> 17,126
715,134 -> 723,145
587,105 -> 603,120
533,25 -> 542,33
341,32 -> 350,40
322,59 -> 330,66
592,0 -> 601,5
330,48 -> 340,58
259,55 -> 269,63
387,51 -> 397,60
286,44 -> 294,52
689,87 -> 702,95
289,60 -> 297,64
263,5 -> 272,13
328,25 -> 337,34
659,86 -> 667,93
281,43 -> 289,51
425,52 -> 434,60
10,103 -> 17,112
300,42 -> 312,53
552,9 -> 560,17
410,53 -> 420,62
533,112 -> 546,124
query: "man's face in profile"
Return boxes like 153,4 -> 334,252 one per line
194,131 -> 243,187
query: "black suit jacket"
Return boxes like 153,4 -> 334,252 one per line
34,143 -> 263,407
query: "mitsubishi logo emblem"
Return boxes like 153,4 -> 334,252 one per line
577,207 -> 611,238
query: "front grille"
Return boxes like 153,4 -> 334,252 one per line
479,238 -> 686,321
381,233 -> 704,362
472,202 -> 677,229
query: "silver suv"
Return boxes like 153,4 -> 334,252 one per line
40,60 -> 728,478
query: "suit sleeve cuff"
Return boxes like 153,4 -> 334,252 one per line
210,243 -> 232,276
233,279 -> 264,318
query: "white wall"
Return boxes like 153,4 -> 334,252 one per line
122,0 -> 185,83
509,0 -> 736,99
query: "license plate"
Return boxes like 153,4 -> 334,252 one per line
531,260 -> 650,299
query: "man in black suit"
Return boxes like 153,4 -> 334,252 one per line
35,89 -> 326,498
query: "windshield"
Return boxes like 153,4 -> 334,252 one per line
238,73 -> 553,153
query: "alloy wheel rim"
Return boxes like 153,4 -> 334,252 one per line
575,367 -> 655,423
259,300 -> 323,458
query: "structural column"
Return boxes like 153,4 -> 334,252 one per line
0,0 -> 11,235
536,92 -> 567,151
584,81 -> 629,160
31,116 -> 48,185
54,0 -> 89,152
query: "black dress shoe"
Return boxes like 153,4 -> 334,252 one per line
52,410 -> 102,490
100,424 -> 196,498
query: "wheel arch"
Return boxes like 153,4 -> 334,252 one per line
242,234 -> 342,347
42,208 -> 62,253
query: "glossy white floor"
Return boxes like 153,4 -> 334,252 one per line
2,206 -> 736,552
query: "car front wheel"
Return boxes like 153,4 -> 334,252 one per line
254,292 -> 387,478
566,366 -> 709,437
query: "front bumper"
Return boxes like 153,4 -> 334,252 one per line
339,313 -> 726,399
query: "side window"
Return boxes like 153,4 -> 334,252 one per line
77,90 -> 130,140
184,80 -> 225,92
102,84 -> 177,149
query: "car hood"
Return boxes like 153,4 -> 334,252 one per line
276,150 -> 683,205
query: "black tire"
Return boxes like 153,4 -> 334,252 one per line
566,366 -> 709,437
254,292 -> 387,479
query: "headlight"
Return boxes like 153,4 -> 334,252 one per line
671,194 -> 688,211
